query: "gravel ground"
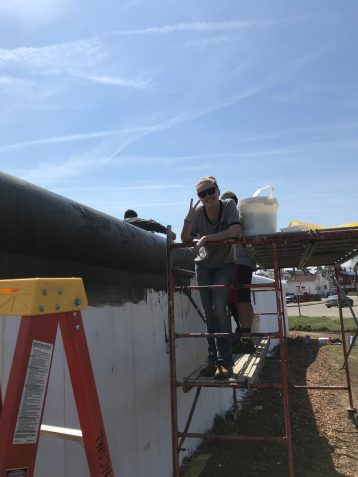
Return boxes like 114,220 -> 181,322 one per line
184,334 -> 358,477
181,300 -> 358,476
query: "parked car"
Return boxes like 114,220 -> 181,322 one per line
325,294 -> 354,308
286,293 -> 297,304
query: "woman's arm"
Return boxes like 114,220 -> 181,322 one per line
195,223 -> 241,248
181,220 -> 192,242
181,199 -> 200,242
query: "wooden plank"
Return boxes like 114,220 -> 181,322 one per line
230,338 -> 269,383
182,338 -> 269,390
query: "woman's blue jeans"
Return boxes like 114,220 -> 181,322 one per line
196,262 -> 234,367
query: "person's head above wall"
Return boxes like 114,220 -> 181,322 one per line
195,175 -> 219,192
124,209 -> 138,219
220,191 -> 238,205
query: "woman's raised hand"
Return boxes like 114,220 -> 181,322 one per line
186,199 -> 200,222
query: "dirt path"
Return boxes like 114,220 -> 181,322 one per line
184,334 -> 358,477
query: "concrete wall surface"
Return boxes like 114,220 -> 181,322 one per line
0,276 -> 286,477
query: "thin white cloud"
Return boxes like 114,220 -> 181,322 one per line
10,115 -> 183,184
287,41 -> 337,76
7,48 -> 355,183
177,35 -> 235,49
174,153 -> 298,174
285,138 -> 358,150
15,123 -> 166,184
233,122 -> 358,144
0,75 -> 35,95
0,130 -> 121,152
111,20 -> 273,36
74,72 -> 151,89
14,142 -> 296,187
132,200 -> 188,208
105,86 -> 264,162
53,184 -> 185,193
0,121 -> 179,152
23,155 -> 109,183
124,0 -> 143,7
0,0 -> 70,25
270,39 -> 346,100
3,109 -> 356,154
0,38 -> 105,71
111,149 -> 296,168
0,74 -> 63,107
0,37 -> 152,96
108,184 -> 184,191
0,19 -> 271,72
0,20 -> 271,71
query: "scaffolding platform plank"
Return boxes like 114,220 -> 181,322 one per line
173,227 -> 358,269
182,338 -> 269,392
245,227 -> 358,269
232,338 -> 269,383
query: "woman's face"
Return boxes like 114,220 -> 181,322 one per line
196,181 -> 220,207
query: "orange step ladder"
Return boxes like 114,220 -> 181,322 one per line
0,278 -> 114,477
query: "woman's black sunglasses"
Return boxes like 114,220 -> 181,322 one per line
197,186 -> 217,199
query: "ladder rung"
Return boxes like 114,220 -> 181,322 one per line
175,332 -> 280,338
178,432 -> 287,443
253,312 -> 280,316
175,284 -> 277,291
177,381 -> 282,390
290,385 -> 349,390
40,424 -> 83,444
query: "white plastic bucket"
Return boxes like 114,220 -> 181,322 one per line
237,185 -> 279,236
318,337 -> 330,346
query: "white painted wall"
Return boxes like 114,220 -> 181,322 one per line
0,275 -> 285,477
315,274 -> 329,296
285,275 -> 329,297
251,275 -> 288,348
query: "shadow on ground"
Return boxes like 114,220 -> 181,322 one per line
182,337 -> 347,477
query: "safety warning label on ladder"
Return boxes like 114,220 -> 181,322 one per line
13,340 -> 54,444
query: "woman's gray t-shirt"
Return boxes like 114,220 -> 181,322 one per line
191,199 -> 240,267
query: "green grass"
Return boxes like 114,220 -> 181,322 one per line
289,315 -> 357,332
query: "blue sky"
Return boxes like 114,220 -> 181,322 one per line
1,1 -> 357,237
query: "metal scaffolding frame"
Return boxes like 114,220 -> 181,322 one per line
166,226 -> 358,477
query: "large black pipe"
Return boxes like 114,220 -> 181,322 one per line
0,172 -> 193,276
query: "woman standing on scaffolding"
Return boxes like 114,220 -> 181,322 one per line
181,176 -> 241,379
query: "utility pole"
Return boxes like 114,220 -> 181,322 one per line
297,285 -> 301,317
